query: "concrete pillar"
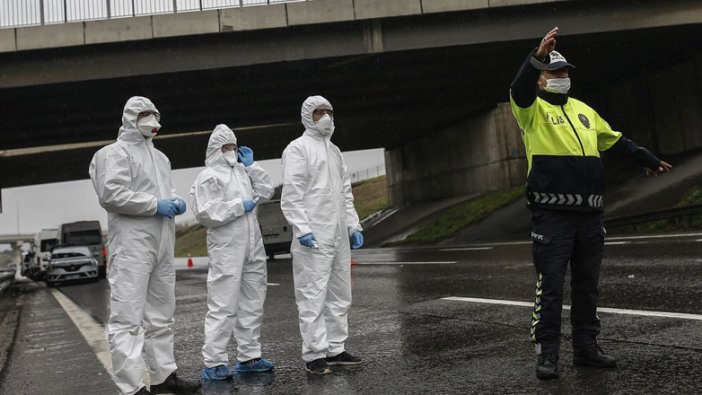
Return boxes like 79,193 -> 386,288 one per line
385,103 -> 526,206
648,60 -> 702,155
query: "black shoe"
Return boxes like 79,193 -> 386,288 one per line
305,358 -> 332,375
536,352 -> 559,380
573,343 -> 617,368
135,387 -> 151,395
325,351 -> 363,366
150,371 -> 202,394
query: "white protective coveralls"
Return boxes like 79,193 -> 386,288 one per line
89,96 -> 180,395
190,125 -> 274,367
281,96 -> 363,362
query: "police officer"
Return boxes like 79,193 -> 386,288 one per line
509,27 -> 672,380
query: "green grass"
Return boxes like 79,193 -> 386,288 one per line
393,186 -> 524,245
174,224 -> 207,257
352,175 -> 389,220
174,175 -> 389,257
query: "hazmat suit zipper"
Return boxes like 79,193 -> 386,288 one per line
560,105 -> 585,156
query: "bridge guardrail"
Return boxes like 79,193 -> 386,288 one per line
604,204 -> 702,231
1,0 -> 309,29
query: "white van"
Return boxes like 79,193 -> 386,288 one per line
30,228 -> 59,280
257,200 -> 292,259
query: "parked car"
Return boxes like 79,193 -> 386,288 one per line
59,221 -> 107,278
257,199 -> 292,259
46,245 -> 99,287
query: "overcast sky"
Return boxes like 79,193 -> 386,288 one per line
0,148 -> 384,237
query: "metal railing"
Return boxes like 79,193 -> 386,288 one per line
349,164 -> 386,184
0,0 -> 308,29
604,203 -> 702,231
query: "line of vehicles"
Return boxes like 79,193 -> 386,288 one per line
23,220 -> 106,287
19,202 -> 292,287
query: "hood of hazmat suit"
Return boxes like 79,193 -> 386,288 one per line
88,96 -> 181,394
189,124 -> 274,367
280,95 -> 363,362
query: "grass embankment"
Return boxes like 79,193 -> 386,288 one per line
174,175 -> 389,257
352,175 -> 389,220
392,186 -> 524,246
612,185 -> 702,234
175,224 -> 207,257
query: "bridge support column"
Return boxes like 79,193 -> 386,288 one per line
385,103 -> 526,206
606,53 -> 702,156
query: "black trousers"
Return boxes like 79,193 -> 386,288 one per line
529,208 -> 605,353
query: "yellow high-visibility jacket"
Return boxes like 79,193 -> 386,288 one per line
509,51 -> 660,212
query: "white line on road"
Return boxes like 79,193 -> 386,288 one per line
441,232 -> 702,249
604,241 -> 630,245
439,247 -> 495,252
355,261 -> 456,265
441,296 -> 702,321
267,283 -> 280,286
50,289 -> 115,379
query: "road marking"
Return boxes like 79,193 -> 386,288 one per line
50,289 -> 116,379
51,291 -> 153,386
355,261 -> 456,265
436,232 -> 702,249
605,241 -> 630,245
441,296 -> 702,321
267,282 -> 280,286
439,247 -> 494,252
606,232 -> 702,241
696,239 -> 702,242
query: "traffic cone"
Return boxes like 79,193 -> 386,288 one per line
351,258 -> 358,266
187,253 -> 194,268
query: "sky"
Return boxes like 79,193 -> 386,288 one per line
0,148 -> 385,236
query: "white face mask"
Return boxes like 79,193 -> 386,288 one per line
137,114 -> 161,138
315,114 -> 335,137
544,77 -> 571,94
222,151 -> 238,166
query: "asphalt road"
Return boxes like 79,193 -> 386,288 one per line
2,232 -> 701,394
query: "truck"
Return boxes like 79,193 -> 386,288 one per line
28,228 -> 59,280
256,200 -> 292,259
59,221 -> 107,278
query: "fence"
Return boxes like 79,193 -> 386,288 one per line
349,164 -> 385,184
0,0 -> 308,28
603,203 -> 702,233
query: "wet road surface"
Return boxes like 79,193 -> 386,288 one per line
2,233 -> 701,394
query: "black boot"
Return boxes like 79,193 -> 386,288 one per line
573,343 -> 617,368
150,371 -> 202,394
536,352 -> 559,379
135,387 -> 151,395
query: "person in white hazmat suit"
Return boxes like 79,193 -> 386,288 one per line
89,96 -> 201,395
190,125 -> 275,381
281,95 -> 365,375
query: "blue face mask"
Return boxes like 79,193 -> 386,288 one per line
544,77 -> 571,94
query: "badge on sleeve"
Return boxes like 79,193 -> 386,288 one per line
578,114 -> 590,129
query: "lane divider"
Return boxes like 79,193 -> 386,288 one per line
439,247 -> 495,252
354,261 -> 456,265
51,289 -> 152,386
441,296 -> 702,321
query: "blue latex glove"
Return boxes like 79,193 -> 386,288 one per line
237,146 -> 254,167
156,199 -> 177,219
298,233 -> 317,248
172,197 -> 187,215
351,231 -> 364,249
243,199 -> 257,213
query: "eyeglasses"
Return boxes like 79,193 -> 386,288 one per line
313,109 -> 334,116
221,144 -> 237,153
137,110 -> 160,119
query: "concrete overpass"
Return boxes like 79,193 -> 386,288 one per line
2,0 -> 702,205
